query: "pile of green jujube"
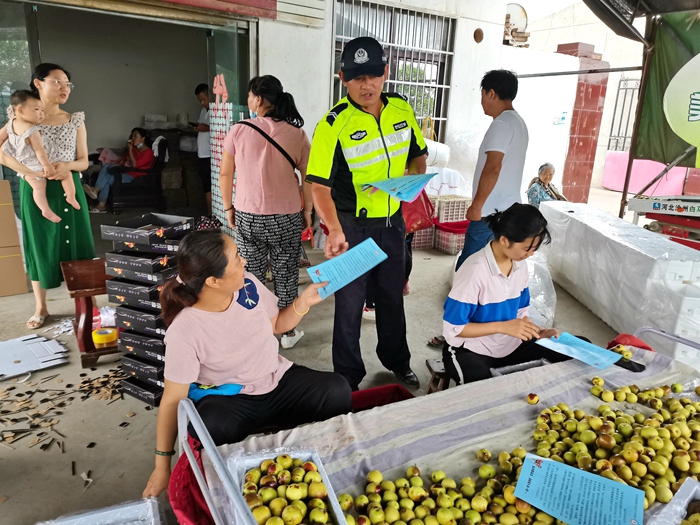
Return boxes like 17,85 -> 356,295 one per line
530,378 -> 700,511
337,463 -> 561,525
242,454 -> 336,525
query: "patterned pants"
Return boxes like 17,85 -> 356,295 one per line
235,210 -> 303,308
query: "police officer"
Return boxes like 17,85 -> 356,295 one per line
306,36 -> 427,391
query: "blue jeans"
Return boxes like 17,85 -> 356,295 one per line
95,164 -> 134,203
455,218 -> 494,271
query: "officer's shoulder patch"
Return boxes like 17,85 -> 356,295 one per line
326,103 -> 348,126
385,92 -> 408,102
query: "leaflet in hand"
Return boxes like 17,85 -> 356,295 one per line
515,453 -> 644,525
535,333 -> 620,370
307,238 -> 388,300
362,173 -> 438,203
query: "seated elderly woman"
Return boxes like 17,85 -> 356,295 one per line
526,163 -> 567,208
82,127 -> 155,212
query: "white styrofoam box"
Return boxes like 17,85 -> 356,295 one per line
36,498 -> 162,524
647,478 -> 700,524
227,449 -> 348,525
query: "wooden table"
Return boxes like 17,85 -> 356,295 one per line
60,258 -> 117,367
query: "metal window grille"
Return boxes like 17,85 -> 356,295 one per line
608,76 -> 641,152
333,0 -> 455,142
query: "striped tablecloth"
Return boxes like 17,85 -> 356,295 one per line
202,349 -> 699,521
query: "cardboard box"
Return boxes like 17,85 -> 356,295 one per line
116,306 -> 165,337
105,265 -> 177,285
0,246 -> 27,297
0,180 -> 20,248
121,354 -> 164,387
100,213 -> 193,244
121,377 -> 163,406
106,251 -> 176,273
106,279 -> 162,301
119,331 -> 165,365
113,240 -> 180,254
109,293 -> 161,312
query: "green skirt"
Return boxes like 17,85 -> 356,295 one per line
20,172 -> 96,289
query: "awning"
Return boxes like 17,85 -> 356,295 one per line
582,0 -> 700,41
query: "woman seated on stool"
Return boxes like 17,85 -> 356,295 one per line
83,127 -> 155,212
142,230 -> 352,497
442,203 -> 571,385
526,162 -> 567,208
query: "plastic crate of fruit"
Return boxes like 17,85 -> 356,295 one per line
227,448 -> 348,525
435,229 -> 465,255
436,195 -> 471,223
412,226 -> 434,250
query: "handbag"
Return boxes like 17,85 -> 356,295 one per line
403,190 -> 435,233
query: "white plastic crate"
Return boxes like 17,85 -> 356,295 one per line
227,449 -> 348,525
436,195 -> 471,223
36,498 -> 163,524
435,229 -> 465,255
412,226 -> 434,250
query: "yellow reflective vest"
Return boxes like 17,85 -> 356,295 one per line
306,93 -> 427,223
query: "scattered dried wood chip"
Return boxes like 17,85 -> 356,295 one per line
40,438 -> 54,451
119,422 -> 129,428
86,442 -> 96,449
145,406 -> 153,411
71,461 -> 75,475
55,380 -> 63,384
125,412 -> 135,418
0,496 -> 7,505
40,375 -> 59,384
13,360 -> 20,364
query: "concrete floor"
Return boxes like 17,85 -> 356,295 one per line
0,193 -> 623,524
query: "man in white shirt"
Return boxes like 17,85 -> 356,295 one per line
456,69 -> 529,271
194,83 -> 212,214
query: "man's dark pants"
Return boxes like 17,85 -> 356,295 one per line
333,212 -> 411,390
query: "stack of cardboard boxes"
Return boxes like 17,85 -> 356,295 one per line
100,213 -> 193,406
0,180 -> 27,298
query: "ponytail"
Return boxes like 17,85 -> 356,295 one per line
485,203 -> 551,251
248,75 -> 305,128
160,231 -> 229,326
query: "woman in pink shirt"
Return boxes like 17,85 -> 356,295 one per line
142,230 -> 351,498
219,75 -> 313,349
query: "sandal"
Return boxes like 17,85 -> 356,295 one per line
89,206 -> 107,214
26,315 -> 46,330
427,335 -> 445,348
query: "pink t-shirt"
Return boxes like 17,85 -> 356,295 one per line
223,117 -> 310,215
164,273 -> 292,394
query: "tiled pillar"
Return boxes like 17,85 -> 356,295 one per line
557,43 -> 610,203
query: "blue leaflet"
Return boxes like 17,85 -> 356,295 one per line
536,333 -> 621,370
307,238 -> 388,299
362,173 -> 438,202
515,454 -> 644,525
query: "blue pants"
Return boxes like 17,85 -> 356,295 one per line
95,164 -> 134,203
455,218 -> 494,271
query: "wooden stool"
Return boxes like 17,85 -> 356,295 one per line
426,359 -> 450,394
60,259 -> 117,368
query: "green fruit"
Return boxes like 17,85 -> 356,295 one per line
253,506 -> 272,525
499,513 -> 519,525
345,516 -> 356,525
245,493 -> 264,510
431,470 -> 446,483
655,485 -> 673,503
267,517 -> 285,525
471,495 -> 488,513
436,508 -> 455,525
338,494 -> 353,512
385,507 -> 401,524
291,500 -> 307,518
367,470 -> 383,484
479,465 -> 496,480
414,506 -> 430,520
477,448 -> 492,462
281,505 -> 303,525
270,498 -> 287,517
368,506 -> 385,525
309,508 -> 329,525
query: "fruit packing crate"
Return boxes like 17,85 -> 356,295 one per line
227,449 -> 348,525
435,195 -> 471,223
435,229 -> 465,255
412,226 -> 435,250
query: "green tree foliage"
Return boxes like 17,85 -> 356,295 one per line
395,62 -> 436,120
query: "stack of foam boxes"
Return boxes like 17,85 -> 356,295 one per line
100,213 -> 194,406
541,201 -> 700,370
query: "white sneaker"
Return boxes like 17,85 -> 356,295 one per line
362,307 -> 376,321
281,329 -> 304,349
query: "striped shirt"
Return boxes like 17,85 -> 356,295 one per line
443,243 -> 530,357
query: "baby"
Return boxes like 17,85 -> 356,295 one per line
0,90 -> 79,222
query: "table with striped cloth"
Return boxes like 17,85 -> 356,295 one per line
202,349 -> 699,521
